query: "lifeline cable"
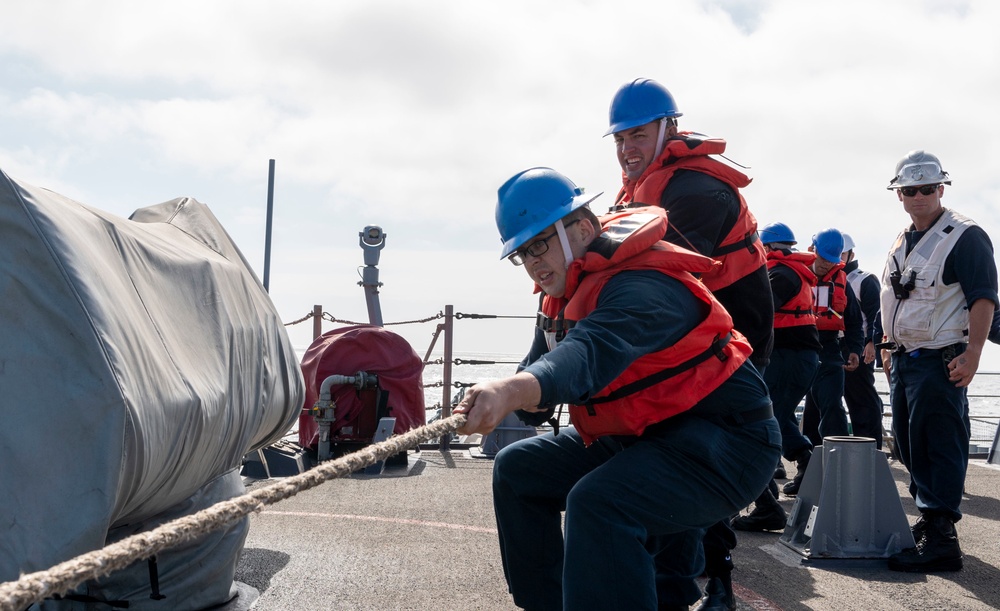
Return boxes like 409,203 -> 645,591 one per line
0,413 -> 468,611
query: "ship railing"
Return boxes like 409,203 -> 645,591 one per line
285,304 -> 535,448
873,368 -> 1000,459
286,308 -> 1000,457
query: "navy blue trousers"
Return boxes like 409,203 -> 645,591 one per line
843,361 -> 884,448
492,414 -> 780,610
890,346 -> 970,522
802,339 -> 851,445
763,347 -> 818,459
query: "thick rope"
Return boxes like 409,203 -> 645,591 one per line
0,414 -> 468,611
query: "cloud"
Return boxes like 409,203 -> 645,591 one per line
3,0 -> 1000,369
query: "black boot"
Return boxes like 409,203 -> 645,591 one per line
768,477 -> 779,499
782,448 -> 812,496
774,456 -> 787,480
732,489 -> 787,532
693,572 -> 734,611
910,513 -> 929,545
888,515 -> 963,573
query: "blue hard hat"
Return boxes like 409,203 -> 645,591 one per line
759,222 -> 797,246
811,228 -> 845,264
605,78 -> 683,136
496,168 -> 602,260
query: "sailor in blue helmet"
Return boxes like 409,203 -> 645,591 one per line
605,77 -> 776,611
733,222 -> 822,533
879,151 -> 998,573
456,167 -> 780,611
605,78 -> 774,372
796,229 -> 864,477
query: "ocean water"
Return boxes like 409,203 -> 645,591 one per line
294,344 -> 1000,445
420,352 -> 1000,444
420,352 -> 525,409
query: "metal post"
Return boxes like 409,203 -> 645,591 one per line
262,159 -> 275,292
359,226 -> 385,327
312,304 -> 323,340
780,436 -> 915,559
439,305 -> 454,451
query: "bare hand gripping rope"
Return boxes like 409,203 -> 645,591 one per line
0,414 -> 468,611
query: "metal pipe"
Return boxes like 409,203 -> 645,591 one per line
312,304 -> 323,339
263,159 -> 275,292
423,323 -> 444,363
440,305 -> 454,451
313,372 -> 379,461
318,372 -> 378,401
359,225 -> 385,326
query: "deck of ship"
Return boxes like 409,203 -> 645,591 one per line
236,447 -> 1000,611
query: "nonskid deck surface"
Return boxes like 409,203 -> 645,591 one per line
237,450 -> 1000,611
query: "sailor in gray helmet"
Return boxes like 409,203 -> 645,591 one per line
879,150 -> 998,573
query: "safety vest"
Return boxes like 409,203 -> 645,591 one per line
814,264 -> 847,332
613,134 -> 766,293
880,208 -> 975,350
767,250 -> 818,328
538,207 -> 751,446
846,266 -> 875,337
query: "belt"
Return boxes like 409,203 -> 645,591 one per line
892,343 -> 963,358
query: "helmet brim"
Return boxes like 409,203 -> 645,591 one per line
887,161 -> 952,189
604,112 -> 683,137
499,191 -> 603,259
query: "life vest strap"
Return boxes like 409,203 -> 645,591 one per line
537,311 -> 576,342
586,332 -> 734,408
713,230 -> 759,257
775,306 -> 814,318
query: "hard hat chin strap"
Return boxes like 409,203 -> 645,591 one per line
554,219 -> 574,269
653,117 -> 669,160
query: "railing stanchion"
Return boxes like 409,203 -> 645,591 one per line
440,304 -> 455,451
312,304 -> 322,340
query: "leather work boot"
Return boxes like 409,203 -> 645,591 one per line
732,490 -> 787,532
773,458 -> 787,480
693,573 -> 735,611
910,513 -> 929,545
781,449 -> 812,496
888,515 -> 963,573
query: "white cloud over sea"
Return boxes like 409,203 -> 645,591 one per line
3,0 -> 1000,369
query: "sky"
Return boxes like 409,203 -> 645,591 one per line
3,0 -> 1000,370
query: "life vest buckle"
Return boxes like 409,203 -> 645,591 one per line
710,333 -> 732,362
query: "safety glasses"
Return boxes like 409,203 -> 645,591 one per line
508,219 -> 581,266
900,184 -> 939,197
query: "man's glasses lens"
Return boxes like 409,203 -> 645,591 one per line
509,232 -> 556,265
507,219 -> 581,266
900,184 -> 939,197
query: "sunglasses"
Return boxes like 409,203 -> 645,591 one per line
900,184 -> 939,197
508,219 -> 581,266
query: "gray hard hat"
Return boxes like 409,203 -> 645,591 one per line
887,150 -> 952,190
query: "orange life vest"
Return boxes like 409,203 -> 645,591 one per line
539,207 -> 751,446
767,250 -> 818,329
613,134 -> 765,293
814,264 -> 848,332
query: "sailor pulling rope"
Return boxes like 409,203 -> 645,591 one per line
0,414 -> 468,611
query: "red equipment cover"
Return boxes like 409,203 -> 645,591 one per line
298,325 -> 426,449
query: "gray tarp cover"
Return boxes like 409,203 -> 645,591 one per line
0,169 -> 304,609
